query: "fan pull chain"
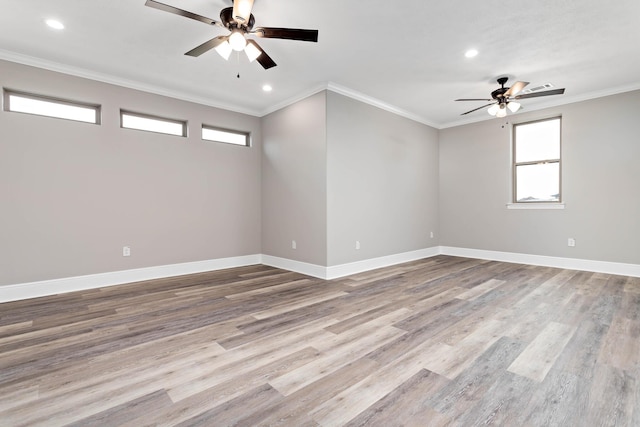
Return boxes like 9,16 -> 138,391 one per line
236,51 -> 241,79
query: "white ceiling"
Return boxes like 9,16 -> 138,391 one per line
1,0 -> 639,128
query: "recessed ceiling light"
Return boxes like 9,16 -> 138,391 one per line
465,49 -> 478,58
46,19 -> 65,30
262,84 -> 273,92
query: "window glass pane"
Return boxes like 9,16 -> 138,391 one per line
202,126 -> 249,146
121,112 -> 185,136
516,162 -> 560,202
515,118 -> 560,162
7,93 -> 98,123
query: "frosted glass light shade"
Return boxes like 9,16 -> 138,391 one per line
214,41 -> 232,60
508,102 -> 521,113
487,104 -> 500,116
496,104 -> 507,118
229,31 -> 247,51
245,42 -> 261,62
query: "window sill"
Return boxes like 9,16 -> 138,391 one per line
507,203 -> 565,210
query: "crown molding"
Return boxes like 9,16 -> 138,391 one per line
326,82 -> 439,128
258,82 -> 329,117
3,48 -> 639,130
258,82 -> 440,129
0,49 -> 262,117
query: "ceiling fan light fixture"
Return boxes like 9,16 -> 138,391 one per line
229,31 -> 247,51
214,40 -> 233,60
244,42 -> 261,62
145,0 -> 318,70
507,101 -> 521,113
456,77 -> 565,117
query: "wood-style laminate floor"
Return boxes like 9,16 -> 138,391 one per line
1,256 -> 639,426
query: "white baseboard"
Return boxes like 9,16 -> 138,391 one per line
325,247 -> 441,280
440,246 -> 640,278
3,247 -> 639,303
262,247 -> 441,280
261,255 -> 328,279
0,255 -> 261,303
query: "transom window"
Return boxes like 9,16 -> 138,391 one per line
120,110 -> 187,137
201,125 -> 250,147
3,89 -> 100,124
513,117 -> 562,203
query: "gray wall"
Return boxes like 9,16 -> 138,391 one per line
326,91 -> 439,265
261,91 -> 328,265
261,90 -> 440,268
439,89 -> 640,264
0,59 -> 262,286
4,56 -> 639,288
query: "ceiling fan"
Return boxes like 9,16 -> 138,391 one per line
456,77 -> 565,117
145,0 -> 319,70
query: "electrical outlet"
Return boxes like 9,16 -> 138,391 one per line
430,231 -> 434,239
122,246 -> 131,257
355,240 -> 361,250
292,240 -> 297,250
567,238 -> 576,247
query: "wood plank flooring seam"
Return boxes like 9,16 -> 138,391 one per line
1,256 -> 638,427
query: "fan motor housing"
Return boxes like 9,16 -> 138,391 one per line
491,87 -> 508,100
491,77 -> 510,100
220,7 -> 255,30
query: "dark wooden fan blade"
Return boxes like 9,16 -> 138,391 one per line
504,81 -> 529,97
185,36 -> 228,57
455,98 -> 493,102
253,27 -> 318,42
145,0 -> 219,26
247,40 -> 277,69
514,88 -> 566,99
461,103 -> 496,115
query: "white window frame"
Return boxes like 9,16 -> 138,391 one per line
3,88 -> 101,124
120,110 -> 187,137
509,117 -> 563,209
201,124 -> 250,147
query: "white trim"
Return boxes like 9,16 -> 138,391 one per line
262,247 -> 441,280
260,255 -> 327,279
0,49 -> 261,117
326,82 -> 439,128
506,203 -> 565,210
440,246 -> 640,278
259,83 -> 328,117
3,248 -> 639,303
4,49 -> 640,131
258,82 -> 440,129
0,255 -> 261,303
325,247 -> 441,280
